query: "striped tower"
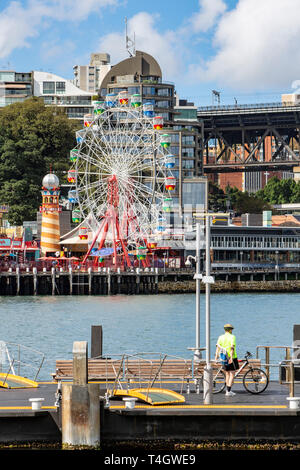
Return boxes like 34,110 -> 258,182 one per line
40,173 -> 61,255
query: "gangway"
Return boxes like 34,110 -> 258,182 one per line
105,353 -> 187,406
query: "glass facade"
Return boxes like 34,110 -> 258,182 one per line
56,82 -> 66,94
43,81 -> 55,94
182,181 -> 206,207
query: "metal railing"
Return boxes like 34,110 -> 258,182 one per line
197,102 -> 300,113
0,341 -> 45,382
256,345 -> 292,379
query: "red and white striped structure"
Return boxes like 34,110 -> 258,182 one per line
40,173 -> 61,256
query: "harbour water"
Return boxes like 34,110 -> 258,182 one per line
0,292 -> 299,381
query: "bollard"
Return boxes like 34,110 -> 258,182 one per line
88,267 -> 92,295
69,267 -> 73,295
16,267 -> 20,295
33,267 -> 37,295
62,341 -> 100,448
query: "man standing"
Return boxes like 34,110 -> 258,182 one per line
215,324 -> 239,396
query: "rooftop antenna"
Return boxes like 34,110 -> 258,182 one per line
212,90 -> 221,106
125,17 -> 136,57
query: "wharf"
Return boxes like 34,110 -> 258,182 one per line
1,268 -> 300,295
0,381 -> 300,445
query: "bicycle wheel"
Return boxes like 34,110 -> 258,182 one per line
243,368 -> 269,394
212,369 -> 226,393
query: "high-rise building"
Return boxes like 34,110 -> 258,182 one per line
73,53 -> 111,94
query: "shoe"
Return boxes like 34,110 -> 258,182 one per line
225,391 -> 236,396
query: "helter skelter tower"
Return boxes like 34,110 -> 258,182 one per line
67,91 -> 176,267
40,173 -> 61,256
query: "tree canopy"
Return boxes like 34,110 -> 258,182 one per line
256,176 -> 300,205
0,98 -> 79,225
208,181 -> 272,214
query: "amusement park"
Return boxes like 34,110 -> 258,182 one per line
0,91 -> 194,276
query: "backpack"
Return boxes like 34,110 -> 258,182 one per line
219,347 -> 229,366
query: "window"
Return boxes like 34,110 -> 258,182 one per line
128,86 -> 140,94
182,159 -> 195,169
156,100 -> 170,108
157,87 -> 172,96
0,72 -> 15,81
182,147 -> 195,157
182,181 -> 206,207
43,81 -> 55,94
143,86 -> 155,95
56,82 -> 66,94
182,135 -> 195,145
170,134 -> 179,143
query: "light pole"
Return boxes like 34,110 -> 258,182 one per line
275,250 -> 279,281
203,214 -> 213,404
240,251 -> 243,271
186,223 -> 202,361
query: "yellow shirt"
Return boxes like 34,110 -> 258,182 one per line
217,332 -> 237,359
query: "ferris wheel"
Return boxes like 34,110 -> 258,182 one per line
67,91 -> 176,266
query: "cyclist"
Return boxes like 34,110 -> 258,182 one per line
215,323 -> 239,396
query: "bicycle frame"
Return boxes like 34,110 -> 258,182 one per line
215,356 -> 250,378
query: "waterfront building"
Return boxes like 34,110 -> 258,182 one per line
0,70 -> 33,107
32,71 -> 93,122
40,173 -> 61,256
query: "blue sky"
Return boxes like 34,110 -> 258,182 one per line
1,0 -> 300,106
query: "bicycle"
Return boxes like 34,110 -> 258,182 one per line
212,351 -> 269,394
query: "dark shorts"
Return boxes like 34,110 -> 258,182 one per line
224,358 -> 239,371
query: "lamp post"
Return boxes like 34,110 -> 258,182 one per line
203,214 -> 213,404
186,223 -> 202,361
240,251 -> 243,271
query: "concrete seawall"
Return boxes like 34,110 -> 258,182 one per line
158,279 -> 300,294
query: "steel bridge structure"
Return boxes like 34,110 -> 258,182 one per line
197,102 -> 300,174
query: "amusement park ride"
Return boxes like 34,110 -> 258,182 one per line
67,90 -> 176,267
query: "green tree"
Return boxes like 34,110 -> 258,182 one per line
208,181 -> 226,211
233,191 -> 271,214
0,98 -> 80,224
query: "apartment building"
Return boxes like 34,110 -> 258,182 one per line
32,70 -> 93,120
73,53 -> 111,94
0,70 -> 33,107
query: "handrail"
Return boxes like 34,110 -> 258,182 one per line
256,345 -> 292,379
0,342 -> 45,381
279,360 -> 300,397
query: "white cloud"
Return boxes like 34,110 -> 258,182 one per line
192,0 -> 300,91
49,0 -> 119,22
0,1 -> 45,59
0,0 -> 120,59
189,0 -> 227,33
98,12 -> 185,81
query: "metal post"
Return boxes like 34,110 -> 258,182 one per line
194,223 -> 201,361
203,214 -> 213,404
290,362 -> 295,398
